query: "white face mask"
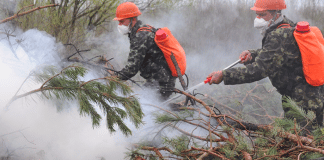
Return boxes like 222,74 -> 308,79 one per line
254,17 -> 270,29
117,24 -> 130,35
254,17 -> 270,35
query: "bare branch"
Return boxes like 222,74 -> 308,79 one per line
0,4 -> 59,24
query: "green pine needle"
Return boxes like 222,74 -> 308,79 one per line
154,113 -> 179,124
282,96 -> 314,123
163,135 -> 190,155
273,118 -> 296,133
29,65 -> 144,136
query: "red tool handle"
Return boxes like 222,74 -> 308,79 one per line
204,77 -> 211,84
240,54 -> 248,61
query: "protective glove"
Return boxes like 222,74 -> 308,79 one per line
206,71 -> 223,85
239,50 -> 252,64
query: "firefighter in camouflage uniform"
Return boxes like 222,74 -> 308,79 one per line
113,2 -> 176,100
207,0 -> 324,127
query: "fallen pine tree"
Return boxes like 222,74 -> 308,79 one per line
127,89 -> 324,160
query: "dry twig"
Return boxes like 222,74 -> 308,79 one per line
0,4 -> 59,24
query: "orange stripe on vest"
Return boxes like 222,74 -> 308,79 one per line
277,24 -> 291,28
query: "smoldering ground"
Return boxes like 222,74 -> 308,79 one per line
1,0 -> 323,159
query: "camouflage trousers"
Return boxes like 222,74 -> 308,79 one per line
282,83 -> 324,127
142,68 -> 177,101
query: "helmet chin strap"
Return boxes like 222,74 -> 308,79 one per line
128,17 -> 134,33
269,11 -> 279,26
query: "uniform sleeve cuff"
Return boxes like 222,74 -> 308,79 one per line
222,70 -> 229,85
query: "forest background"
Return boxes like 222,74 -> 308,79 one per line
0,0 -> 324,159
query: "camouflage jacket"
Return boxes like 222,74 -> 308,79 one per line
223,17 -> 324,97
118,20 -> 170,81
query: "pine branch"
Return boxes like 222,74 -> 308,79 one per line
192,147 -> 229,160
149,104 -> 226,139
41,65 -> 84,88
5,65 -> 143,136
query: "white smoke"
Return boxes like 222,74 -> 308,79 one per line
0,26 -> 128,160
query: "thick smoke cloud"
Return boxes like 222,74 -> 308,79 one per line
0,26 -> 128,159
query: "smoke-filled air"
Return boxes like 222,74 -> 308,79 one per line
1,0 -> 324,160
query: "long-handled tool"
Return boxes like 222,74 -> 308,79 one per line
170,52 -> 196,106
162,58 -> 243,105
203,59 -> 241,84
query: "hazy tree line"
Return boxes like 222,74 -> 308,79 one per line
1,0 -> 323,56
